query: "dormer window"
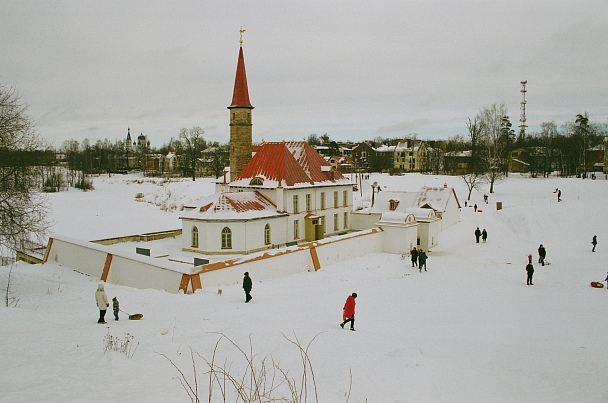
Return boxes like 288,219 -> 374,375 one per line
389,199 -> 399,211
249,177 -> 263,186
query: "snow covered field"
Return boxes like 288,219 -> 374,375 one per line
2,173 -> 608,402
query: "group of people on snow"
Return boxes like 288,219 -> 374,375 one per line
410,248 -> 428,272
474,227 -> 488,243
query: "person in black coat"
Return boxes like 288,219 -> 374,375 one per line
475,227 -> 482,243
418,249 -> 427,272
592,235 -> 597,252
243,272 -> 253,302
538,244 -> 546,266
526,263 -> 534,285
481,229 -> 488,243
410,247 -> 418,267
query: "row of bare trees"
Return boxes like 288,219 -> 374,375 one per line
456,104 -> 607,199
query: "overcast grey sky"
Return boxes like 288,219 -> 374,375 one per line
1,1 -> 607,149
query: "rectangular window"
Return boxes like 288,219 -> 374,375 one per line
306,194 -> 311,211
293,194 -> 299,213
333,191 -> 338,208
344,212 -> 348,229
333,214 -> 339,231
320,192 -> 325,209
294,220 -> 299,240
343,190 -> 347,207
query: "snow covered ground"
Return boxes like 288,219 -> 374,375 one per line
2,173 -> 608,402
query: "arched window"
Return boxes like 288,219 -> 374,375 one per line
264,224 -> 271,245
221,227 -> 232,249
249,177 -> 263,186
191,226 -> 199,248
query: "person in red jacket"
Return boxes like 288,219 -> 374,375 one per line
340,292 -> 357,331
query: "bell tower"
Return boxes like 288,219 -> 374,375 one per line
228,28 -> 254,181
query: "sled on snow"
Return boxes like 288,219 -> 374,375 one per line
590,281 -> 604,289
120,309 -> 143,320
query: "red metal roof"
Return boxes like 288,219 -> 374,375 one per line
229,47 -> 253,108
214,191 -> 275,213
234,141 -> 347,187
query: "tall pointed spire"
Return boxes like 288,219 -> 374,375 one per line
229,46 -> 253,108
228,29 -> 254,181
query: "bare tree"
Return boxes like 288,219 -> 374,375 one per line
477,104 -> 509,193
461,173 -> 486,201
0,83 -> 50,257
178,127 -> 207,181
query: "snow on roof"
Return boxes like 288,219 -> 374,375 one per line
230,141 -> 353,189
180,191 -> 286,221
512,159 -> 530,166
370,190 -> 418,213
377,211 -> 417,225
395,141 -> 422,152
414,187 -> 460,211
370,186 -> 460,213
405,207 -> 438,218
444,150 -> 472,157
374,144 -> 396,153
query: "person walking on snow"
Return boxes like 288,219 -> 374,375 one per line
482,229 -> 488,243
475,227 -> 482,243
418,249 -> 428,272
538,244 -> 546,266
474,203 -> 478,212
592,235 -> 597,252
526,262 -> 534,285
557,189 -> 562,202
605,272 -> 608,289
243,272 -> 253,303
340,293 -> 357,331
112,297 -> 119,321
95,284 -> 109,324
410,247 -> 418,267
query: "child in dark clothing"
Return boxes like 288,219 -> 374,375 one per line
112,297 -> 119,321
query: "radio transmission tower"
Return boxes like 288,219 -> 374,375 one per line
519,80 -> 527,141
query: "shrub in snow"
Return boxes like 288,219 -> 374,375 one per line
103,330 -> 138,358
159,332 -> 352,402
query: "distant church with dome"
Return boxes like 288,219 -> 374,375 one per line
179,36 -> 354,255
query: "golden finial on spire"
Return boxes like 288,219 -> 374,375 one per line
239,27 -> 246,46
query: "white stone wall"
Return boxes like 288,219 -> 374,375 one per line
350,211 -> 381,231
440,195 -> 461,230
376,223 -> 418,255
183,216 -> 289,254
45,229 -> 385,294
47,236 -> 188,293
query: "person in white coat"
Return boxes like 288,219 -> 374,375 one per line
95,284 -> 109,324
